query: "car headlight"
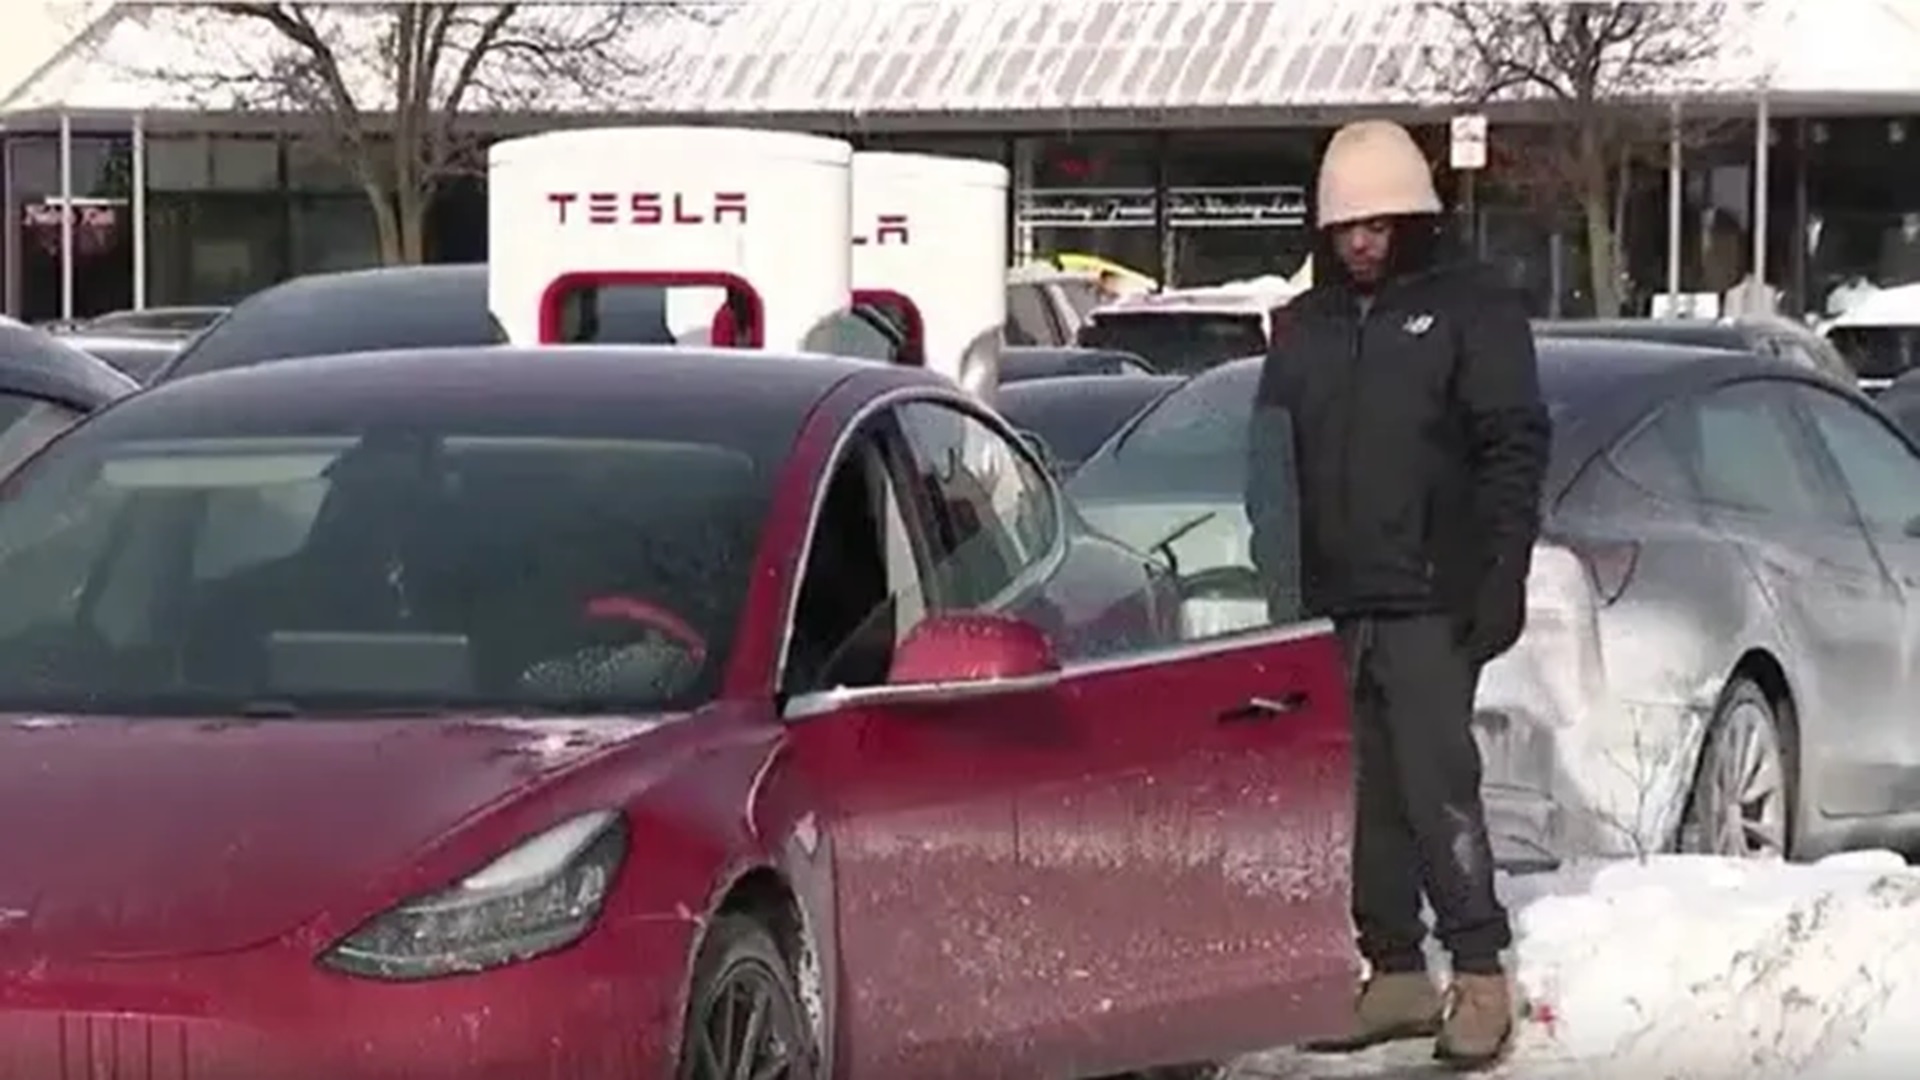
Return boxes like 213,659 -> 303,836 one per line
319,809 -> 629,981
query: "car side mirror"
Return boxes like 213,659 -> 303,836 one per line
1905,513 -> 1920,539
888,611 -> 1061,691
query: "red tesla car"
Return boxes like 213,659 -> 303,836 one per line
0,347 -> 1352,1079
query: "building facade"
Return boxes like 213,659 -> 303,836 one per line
4,0 -> 1920,323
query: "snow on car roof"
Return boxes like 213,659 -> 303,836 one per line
1095,276 -> 1303,318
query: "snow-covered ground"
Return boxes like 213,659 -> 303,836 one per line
1226,851 -> 1920,1079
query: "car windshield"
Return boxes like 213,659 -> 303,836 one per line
1069,363 -> 1260,501
0,416 -> 775,717
1079,311 -> 1266,374
1827,324 -> 1920,380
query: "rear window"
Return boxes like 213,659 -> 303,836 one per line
1827,325 -> 1920,381
1078,312 -> 1266,374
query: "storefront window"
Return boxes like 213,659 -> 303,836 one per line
287,136 -> 361,193
291,195 -> 379,274
8,136 -> 136,320
146,136 -> 211,191
1014,134 -> 1160,287
1808,116 -> 1920,319
145,193 -> 289,305
1161,130 -> 1316,286
210,137 -> 281,191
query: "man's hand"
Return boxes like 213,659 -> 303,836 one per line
1462,569 -> 1525,665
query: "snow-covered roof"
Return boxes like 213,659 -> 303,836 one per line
5,0 -> 1920,125
0,1 -> 113,110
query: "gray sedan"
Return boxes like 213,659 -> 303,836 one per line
1068,338 -> 1920,865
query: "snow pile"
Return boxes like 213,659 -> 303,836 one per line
1234,852 -> 1920,1079
1508,852 -> 1920,1079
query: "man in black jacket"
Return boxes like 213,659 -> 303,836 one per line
1246,120 -> 1551,1070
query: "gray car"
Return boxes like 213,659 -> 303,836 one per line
1068,338 -> 1920,865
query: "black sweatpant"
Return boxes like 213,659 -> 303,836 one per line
1337,614 -> 1512,975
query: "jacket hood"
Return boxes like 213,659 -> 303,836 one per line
1310,215 -> 1459,296
1316,120 -> 1443,228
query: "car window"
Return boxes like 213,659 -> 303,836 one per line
1558,407 -> 1695,519
1827,325 -> 1920,382
783,427 -> 927,695
0,396 -> 86,480
1794,388 -> 1920,534
1005,283 -> 1058,347
0,420 -> 777,716
894,401 -> 1059,609
995,384 -> 1172,474
1671,382 -> 1826,519
1069,364 -> 1258,503
804,308 -> 904,362
1077,312 -> 1266,375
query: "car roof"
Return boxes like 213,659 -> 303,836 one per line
998,371 -> 1182,403
156,264 -> 498,381
0,316 -> 140,408
131,345 -> 943,426
1533,318 -> 1754,347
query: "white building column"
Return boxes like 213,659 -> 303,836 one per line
58,111 -> 73,321
1667,100 -> 1683,305
1753,89 -> 1771,287
131,112 -> 146,310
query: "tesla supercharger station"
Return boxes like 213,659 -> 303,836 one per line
488,127 -> 854,349
850,151 -> 1009,398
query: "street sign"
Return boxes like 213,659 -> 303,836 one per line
1450,113 -> 1488,171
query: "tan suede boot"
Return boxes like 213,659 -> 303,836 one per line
1434,972 -> 1516,1070
1302,971 -> 1444,1052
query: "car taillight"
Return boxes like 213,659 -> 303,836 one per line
1568,539 -> 1640,605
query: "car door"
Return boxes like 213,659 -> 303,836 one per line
775,413 -> 1028,1080
1670,380 -> 1906,811
887,398 -> 1353,1076
1781,384 -> 1920,816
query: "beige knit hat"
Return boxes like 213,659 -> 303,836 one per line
1316,120 -> 1442,228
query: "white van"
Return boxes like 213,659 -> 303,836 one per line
1822,282 -> 1920,393
1076,275 -> 1305,374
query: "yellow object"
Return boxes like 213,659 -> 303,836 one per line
1035,252 -> 1158,291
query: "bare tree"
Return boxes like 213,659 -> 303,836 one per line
155,3 -> 702,264
1420,2 -> 1729,317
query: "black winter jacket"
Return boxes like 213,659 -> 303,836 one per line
1245,262 -> 1552,620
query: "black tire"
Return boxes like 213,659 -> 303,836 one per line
677,914 -> 819,1080
1679,676 -> 1798,859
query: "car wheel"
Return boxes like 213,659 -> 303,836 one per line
1680,676 -> 1795,859
678,914 -> 818,1080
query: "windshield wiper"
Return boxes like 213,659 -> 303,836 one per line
1148,510 -> 1218,577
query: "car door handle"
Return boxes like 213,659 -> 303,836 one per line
1217,692 -> 1309,724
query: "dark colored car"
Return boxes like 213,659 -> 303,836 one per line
154,265 -> 504,383
1069,338 -> 1920,867
0,316 -> 138,474
155,265 -> 917,385
81,305 -> 229,336
58,331 -> 183,384
999,346 -> 1155,383
0,346 -> 1355,1077
1534,316 -> 1855,384
995,371 -> 1182,477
